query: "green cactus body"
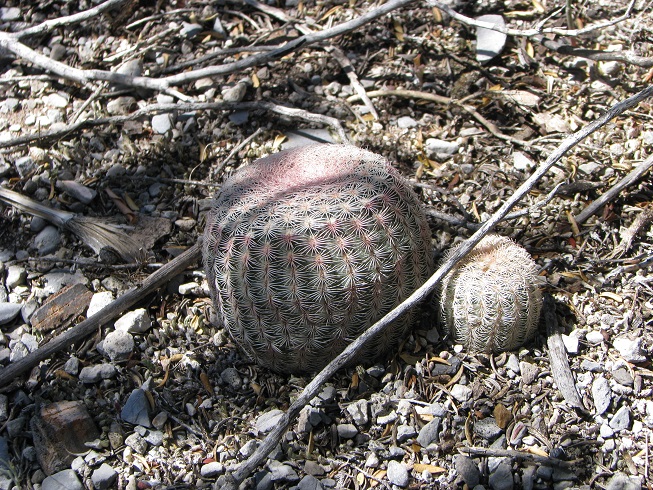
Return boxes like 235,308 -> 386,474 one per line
439,234 -> 542,353
203,144 -> 434,374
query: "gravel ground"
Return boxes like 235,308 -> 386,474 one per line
0,0 -> 652,489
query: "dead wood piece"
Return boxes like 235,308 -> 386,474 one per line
608,207 -> 653,259
0,242 -> 202,390
31,283 -> 93,333
574,154 -> 653,225
544,295 -> 587,413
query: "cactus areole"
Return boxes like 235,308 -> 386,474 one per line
203,144 -> 434,374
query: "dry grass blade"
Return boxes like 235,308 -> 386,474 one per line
0,187 -> 144,263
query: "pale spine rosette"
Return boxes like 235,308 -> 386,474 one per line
203,144 -> 434,374
438,234 -> 543,352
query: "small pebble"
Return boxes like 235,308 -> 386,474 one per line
416,417 -> 441,447
201,461 -> 224,478
592,376 -> 612,415
34,226 -> 61,255
609,405 -> 631,431
100,330 -> 134,361
386,460 -> 409,488
337,423 -> 358,439
79,363 -> 117,383
586,330 -> 605,345
489,461 -> 514,490
450,384 -> 472,403
454,454 -> 480,488
114,308 -> 151,334
91,463 -> 117,490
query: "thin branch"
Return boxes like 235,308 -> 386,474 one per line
351,89 -> 528,146
0,0 -> 418,96
0,100 -> 348,149
12,0 -> 128,39
326,46 -> 378,120
217,78 -> 653,490
574,153 -> 653,225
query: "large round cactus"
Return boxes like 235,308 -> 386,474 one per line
438,234 -> 542,353
203,144 -> 434,374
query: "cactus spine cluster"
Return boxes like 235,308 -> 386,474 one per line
438,234 -> 542,353
203,144 -> 434,374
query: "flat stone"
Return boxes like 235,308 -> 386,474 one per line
255,409 -> 284,434
31,401 -> 100,475
416,417 -> 441,447
121,389 -> 151,427
386,460 -> 409,488
425,138 -> 459,160
337,423 -> 358,439
86,291 -> 114,317
609,405 -> 631,431
181,22 -> 203,38
605,472 -> 642,490
41,469 -> 84,490
297,474 -> 324,490
304,460 -> 325,476
268,460 -> 299,482
613,337 -> 646,363
79,363 -> 117,383
475,14 -> 507,64
519,361 -> 539,385
489,461 -> 513,490
114,308 -> 151,334
34,226 -> 61,255
396,424 -> 417,442
14,156 -> 35,178
200,461 -> 224,478
453,454 -> 480,488
152,113 -> 174,134
282,129 -> 335,150
474,417 -> 503,440
40,271 -> 88,296
612,366 -> 634,386
56,180 -> 96,204
0,302 -> 21,325
101,329 -> 134,360
346,399 -> 369,426
91,463 -> 117,490
450,384 -> 473,403
592,376 -> 612,415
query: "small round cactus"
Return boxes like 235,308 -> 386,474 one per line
438,234 -> 542,353
203,144 -> 434,374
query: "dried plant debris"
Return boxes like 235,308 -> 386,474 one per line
0,0 -> 651,489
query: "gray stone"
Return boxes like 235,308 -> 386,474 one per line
268,460 -> 299,482
337,423 -> 358,439
450,384 -> 472,403
201,461 -> 224,477
5,265 -> 26,289
221,367 -> 242,389
586,330 -> 605,345
612,366 -> 633,386
454,454 -> 480,488
416,417 -> 441,447
239,439 -> 258,458
475,14 -> 507,64
14,156 -> 35,178
79,363 -> 117,383
474,417 -> 503,440
0,302 -> 21,325
256,409 -> 284,434
592,376 -> 612,415
56,180 -> 96,204
396,424 -> 417,442
106,96 -> 136,115
229,110 -> 249,125
41,469 -> 84,490
181,22 -> 203,38
101,329 -> 134,360
425,138 -> 459,160
304,460 -> 325,476
605,472 -> 641,490
489,462 -> 513,490
581,360 -> 603,372
222,82 -> 248,103
121,389 -> 151,427
87,292 -> 114,317
114,308 -> 151,334
116,58 -> 142,77
609,405 -> 631,431
40,271 -> 88,296
297,474 -> 324,490
519,361 -> 539,385
0,7 -> 21,21
34,226 -> 61,255
152,114 -> 174,134
396,116 -> 417,129
346,399 -> 369,426
9,340 -> 29,362
143,429 -> 163,446
386,460 -> 409,487
282,129 -> 336,150
613,337 -> 647,363
43,93 -> 69,109
124,432 -> 148,454
91,463 -> 117,490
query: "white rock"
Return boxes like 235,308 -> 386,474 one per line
152,114 -> 173,134
255,409 -> 284,433
450,384 -> 473,403
101,330 -> 134,361
561,334 -> 579,354
87,292 -> 115,317
346,399 -> 369,426
43,93 -> 69,108
613,337 -> 646,363
425,138 -> 459,160
586,330 -> 605,345
114,308 -> 151,334
513,151 -> 535,171
592,376 -> 612,415
475,15 -> 507,64
387,460 -> 409,487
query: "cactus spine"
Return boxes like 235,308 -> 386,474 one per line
438,234 -> 542,353
203,144 -> 434,374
